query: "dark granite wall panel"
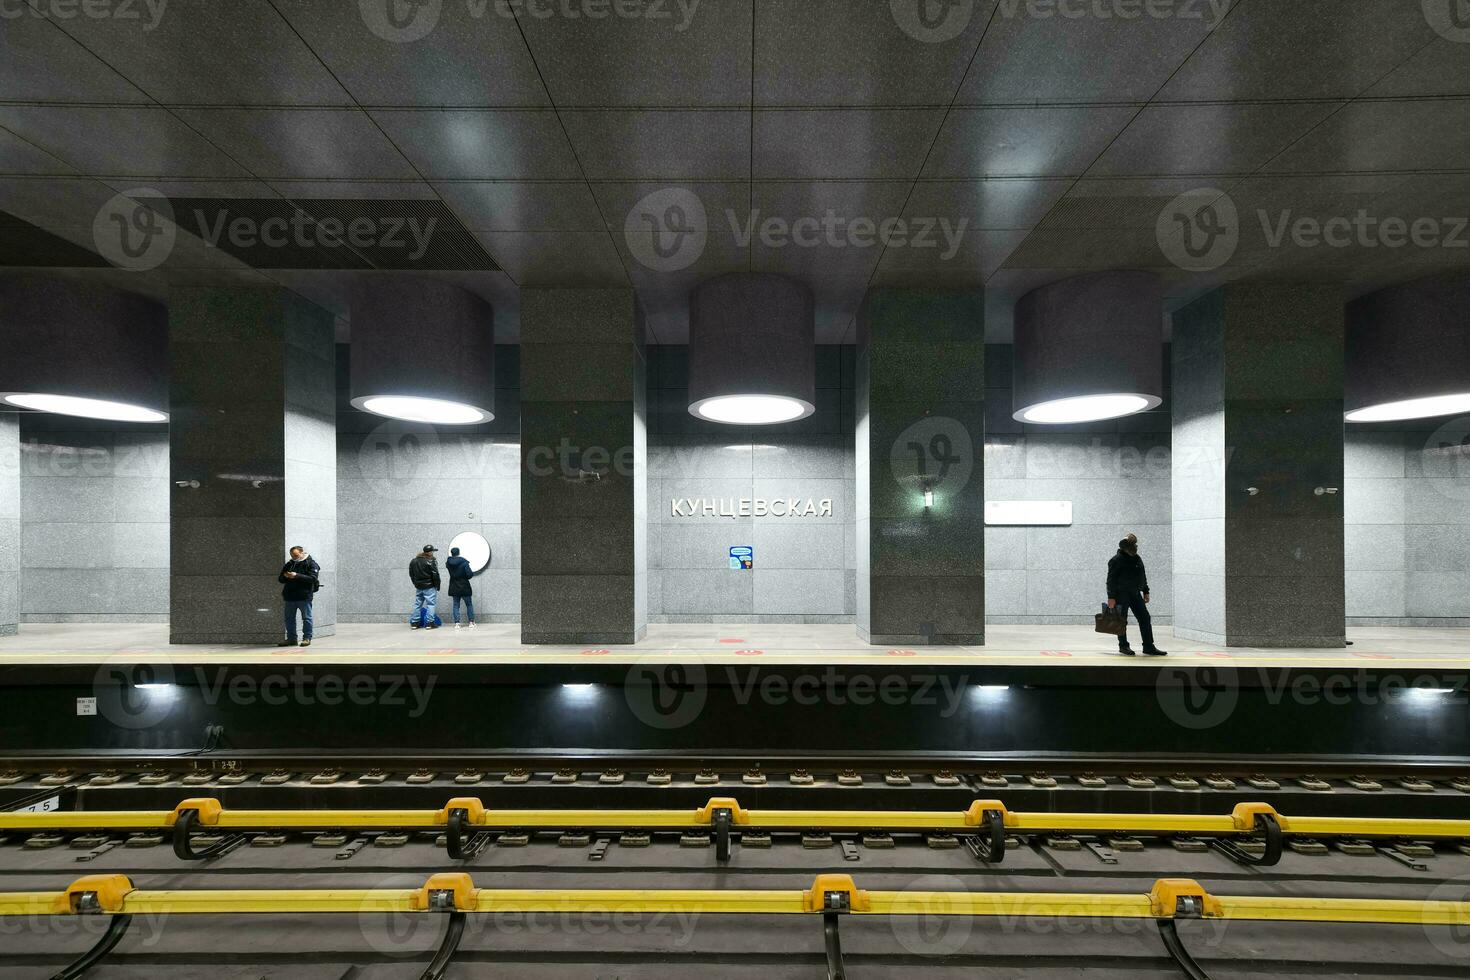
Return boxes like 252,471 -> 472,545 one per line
519,288 -> 646,644
0,413 -> 16,635
857,289 -> 985,646
168,287 -> 337,644
1172,283 -> 1346,648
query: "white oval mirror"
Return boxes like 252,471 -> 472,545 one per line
448,531 -> 491,573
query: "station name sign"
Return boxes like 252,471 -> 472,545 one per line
671,497 -> 834,518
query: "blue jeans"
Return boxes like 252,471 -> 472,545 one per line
283,600 -> 313,642
411,588 -> 440,627
452,596 -> 475,623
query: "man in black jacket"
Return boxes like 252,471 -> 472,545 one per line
1106,537 -> 1166,656
278,546 -> 320,647
408,544 -> 442,630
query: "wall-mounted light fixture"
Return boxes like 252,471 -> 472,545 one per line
350,277 -> 495,425
0,278 -> 168,423
688,273 -> 815,426
1347,274 -> 1470,423
1012,271 -> 1164,425
922,483 -> 934,509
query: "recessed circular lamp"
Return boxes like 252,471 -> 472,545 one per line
690,394 -> 814,426
1345,392 -> 1470,423
1016,392 -> 1160,425
1,392 -> 167,423
351,394 -> 491,425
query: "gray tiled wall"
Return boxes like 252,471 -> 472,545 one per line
1346,423 -> 1470,625
647,345 -> 856,623
17,420 -> 169,622
335,345 -> 521,623
984,345 -> 1173,625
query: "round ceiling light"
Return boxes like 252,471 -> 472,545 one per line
690,394 -> 809,426
350,277 -> 495,426
1347,275 -> 1470,424
1346,394 -> 1470,424
1017,393 -> 1155,425
355,395 -> 489,425
1,393 -> 166,423
1012,271 -> 1164,425
0,277 -> 168,423
688,272 -> 816,426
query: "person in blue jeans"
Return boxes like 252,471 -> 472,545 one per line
277,545 -> 320,647
444,546 -> 483,629
408,544 -> 442,630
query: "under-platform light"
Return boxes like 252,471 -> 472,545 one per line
688,273 -> 816,427
1,392 -> 166,423
691,394 -> 811,426
1345,393 -> 1470,424
1017,393 -> 1155,425
355,395 -> 489,425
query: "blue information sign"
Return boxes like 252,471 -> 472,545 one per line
729,546 -> 753,570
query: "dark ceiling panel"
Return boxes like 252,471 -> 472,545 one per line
1263,100 -> 1470,174
922,105 -> 1136,178
0,16 -> 145,103
754,0 -> 990,106
902,179 -> 1072,230
474,230 -> 625,286
0,210 -> 108,267
517,0 -> 752,107
273,0 -> 550,107
47,0 -> 351,105
369,110 -> 582,179
0,106 -> 249,179
1087,101 -> 1342,177
0,128 -> 72,176
754,109 -> 946,179
433,181 -> 607,232
172,109 -> 419,181
561,110 -> 750,181
1159,0 -> 1439,101
747,180 -> 913,281
1366,38 -> 1470,97
163,198 -> 498,271
876,227 -> 1030,280
958,0 -> 1231,104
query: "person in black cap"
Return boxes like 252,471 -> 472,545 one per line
1107,536 -> 1166,656
408,544 -> 442,630
277,545 -> 320,647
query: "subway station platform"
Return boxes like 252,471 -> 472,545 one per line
0,623 -> 1468,668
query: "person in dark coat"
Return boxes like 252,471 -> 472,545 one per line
1107,536 -> 1166,656
277,545 -> 320,647
444,546 -> 483,630
408,545 -> 442,630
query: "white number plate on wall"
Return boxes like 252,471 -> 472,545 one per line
985,501 -> 1073,526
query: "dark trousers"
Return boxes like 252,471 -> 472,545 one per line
1116,591 -> 1154,651
283,600 -> 313,642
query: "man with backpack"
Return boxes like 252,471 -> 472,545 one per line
278,545 -> 321,647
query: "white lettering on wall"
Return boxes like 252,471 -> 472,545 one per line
669,497 -> 835,518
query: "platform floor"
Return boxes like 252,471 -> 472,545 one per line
1,622 -> 1468,667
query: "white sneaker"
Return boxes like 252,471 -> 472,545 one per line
453,622 -> 461,630
467,621 -> 476,629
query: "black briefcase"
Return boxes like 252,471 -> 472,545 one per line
1094,602 -> 1127,637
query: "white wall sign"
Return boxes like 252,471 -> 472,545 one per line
671,497 -> 833,518
985,501 -> 1073,526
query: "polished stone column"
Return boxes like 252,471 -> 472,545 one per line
169,287 -> 336,644
519,289 -> 647,644
857,289 -> 985,645
0,412 -> 17,635
1172,284 -> 1345,647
